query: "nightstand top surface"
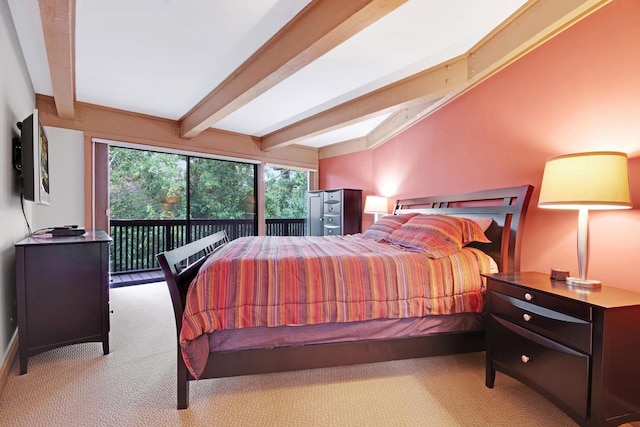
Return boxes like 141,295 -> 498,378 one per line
487,271 -> 640,309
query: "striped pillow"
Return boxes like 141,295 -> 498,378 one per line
362,213 -> 417,242
462,217 -> 492,245
388,214 -> 490,258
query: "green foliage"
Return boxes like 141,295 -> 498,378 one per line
109,147 -> 308,221
189,158 -> 256,219
264,167 -> 307,218
109,147 -> 186,219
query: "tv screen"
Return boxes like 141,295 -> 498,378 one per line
17,109 -> 50,205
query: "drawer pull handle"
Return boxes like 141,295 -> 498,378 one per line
521,355 -> 530,364
524,293 -> 533,301
522,313 -> 532,322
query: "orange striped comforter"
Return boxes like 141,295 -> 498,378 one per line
180,234 -> 492,377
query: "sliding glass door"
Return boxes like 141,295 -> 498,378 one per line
108,146 -> 256,275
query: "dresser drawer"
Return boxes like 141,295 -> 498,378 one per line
324,225 -> 342,235
490,279 -> 591,321
323,214 -> 341,227
323,190 -> 342,202
490,291 -> 592,354
490,315 -> 589,419
324,201 -> 341,214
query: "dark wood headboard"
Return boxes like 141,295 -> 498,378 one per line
394,185 -> 533,273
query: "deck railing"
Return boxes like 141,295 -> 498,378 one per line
109,218 -> 306,273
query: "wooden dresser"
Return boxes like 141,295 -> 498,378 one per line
307,189 -> 362,236
485,271 -> 640,426
15,229 -> 112,374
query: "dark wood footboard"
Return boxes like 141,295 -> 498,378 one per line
157,230 -> 229,409
157,185 -> 533,409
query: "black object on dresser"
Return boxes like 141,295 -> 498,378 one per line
485,271 -> 640,426
307,189 -> 362,236
15,229 -> 112,374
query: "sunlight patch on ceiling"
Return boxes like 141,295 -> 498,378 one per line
295,113 -> 392,148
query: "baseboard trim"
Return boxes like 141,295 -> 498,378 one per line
0,332 -> 18,394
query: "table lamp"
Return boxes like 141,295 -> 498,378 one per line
538,151 -> 632,288
364,195 -> 389,222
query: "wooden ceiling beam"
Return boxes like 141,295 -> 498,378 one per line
318,137 -> 367,160
261,56 -> 467,151
38,0 -> 76,119
365,99 -> 440,150
179,0 -> 407,139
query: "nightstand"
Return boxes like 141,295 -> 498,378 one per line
485,272 -> 640,426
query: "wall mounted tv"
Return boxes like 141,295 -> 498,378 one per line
14,109 -> 50,205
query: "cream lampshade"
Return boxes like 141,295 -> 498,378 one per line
538,151 -> 632,288
364,195 -> 389,222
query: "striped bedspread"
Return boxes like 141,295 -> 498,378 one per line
180,234 -> 492,377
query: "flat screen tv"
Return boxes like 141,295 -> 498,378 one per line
15,109 -> 50,205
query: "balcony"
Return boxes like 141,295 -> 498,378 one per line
109,218 -> 306,287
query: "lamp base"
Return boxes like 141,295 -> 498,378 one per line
566,277 -> 601,289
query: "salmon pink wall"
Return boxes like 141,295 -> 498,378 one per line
319,149 -> 377,229
319,0 -> 640,291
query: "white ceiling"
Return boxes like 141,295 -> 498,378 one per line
8,0 -> 528,148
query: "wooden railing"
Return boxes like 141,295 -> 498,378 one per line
109,218 -> 306,273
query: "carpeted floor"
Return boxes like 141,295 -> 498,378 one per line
0,282 -> 582,426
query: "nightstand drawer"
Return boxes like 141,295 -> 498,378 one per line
490,315 -> 589,419
490,279 -> 591,321
490,291 -> 592,354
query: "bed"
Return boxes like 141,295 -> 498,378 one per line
157,185 -> 533,409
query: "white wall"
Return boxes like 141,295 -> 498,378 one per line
0,0 -> 37,369
32,127 -> 85,231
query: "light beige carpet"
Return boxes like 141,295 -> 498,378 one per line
0,282 -> 582,426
